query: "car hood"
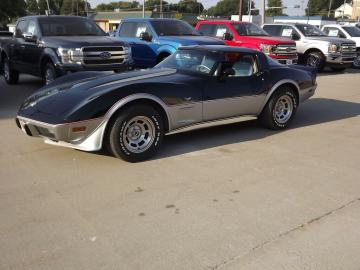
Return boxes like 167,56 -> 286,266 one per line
41,35 -> 126,48
349,36 -> 360,47
305,36 -> 355,45
245,36 -> 295,45
159,35 -> 225,46
18,68 -> 177,123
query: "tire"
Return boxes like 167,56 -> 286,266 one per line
259,87 -> 297,130
305,51 -> 325,72
330,67 -> 346,72
43,62 -> 58,85
3,58 -> 19,85
107,105 -> 164,162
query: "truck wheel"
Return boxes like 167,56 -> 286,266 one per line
3,58 -> 19,85
107,105 -> 164,162
305,51 -> 325,72
43,62 -> 58,85
259,87 -> 297,130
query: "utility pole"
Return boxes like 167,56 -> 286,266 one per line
260,0 -> 265,25
328,0 -> 333,17
160,0 -> 163,18
239,0 -> 243,21
142,0 -> 145,18
342,0 -> 346,19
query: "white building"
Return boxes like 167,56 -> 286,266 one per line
273,16 -> 336,28
335,3 -> 353,19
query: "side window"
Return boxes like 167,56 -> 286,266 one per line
214,24 -> 232,38
26,20 -> 39,37
119,22 -> 137,37
263,25 -> 282,36
324,27 -> 346,38
135,22 -> 151,38
225,53 -> 258,77
15,20 -> 28,38
280,26 -> 294,38
198,24 -> 216,36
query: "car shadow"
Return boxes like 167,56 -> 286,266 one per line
151,98 -> 360,160
318,67 -> 360,76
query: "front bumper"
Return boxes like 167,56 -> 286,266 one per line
325,53 -> 356,66
16,116 -> 106,151
56,60 -> 134,73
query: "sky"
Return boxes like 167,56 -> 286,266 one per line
88,0 -> 309,16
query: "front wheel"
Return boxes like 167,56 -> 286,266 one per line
43,62 -> 58,85
3,58 -> 19,85
107,105 -> 164,162
305,51 -> 325,72
259,87 -> 297,130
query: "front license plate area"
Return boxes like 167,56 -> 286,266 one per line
286,59 -> 293,65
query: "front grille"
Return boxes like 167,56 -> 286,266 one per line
341,43 -> 357,56
274,44 -> 297,56
82,46 -> 128,66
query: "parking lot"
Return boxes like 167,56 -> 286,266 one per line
0,70 -> 360,270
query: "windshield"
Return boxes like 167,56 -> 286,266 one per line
296,24 -> 327,37
150,20 -> 200,36
39,17 -> 106,36
232,23 -> 269,36
342,26 -> 360,37
156,50 -> 219,75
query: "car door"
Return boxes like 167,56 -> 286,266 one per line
203,52 -> 268,121
21,19 -> 43,76
117,21 -> 157,67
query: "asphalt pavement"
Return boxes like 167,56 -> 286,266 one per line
0,71 -> 360,270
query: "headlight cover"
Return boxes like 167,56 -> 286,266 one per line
260,44 -> 277,55
329,44 -> 340,54
57,48 -> 83,64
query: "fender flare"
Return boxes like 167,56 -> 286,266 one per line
258,79 -> 300,115
156,45 -> 176,56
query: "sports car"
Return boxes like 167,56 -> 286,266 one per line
16,45 -> 317,162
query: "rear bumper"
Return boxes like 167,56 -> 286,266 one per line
16,116 -> 106,151
299,85 -> 317,103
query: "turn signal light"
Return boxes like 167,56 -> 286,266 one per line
72,126 -> 87,133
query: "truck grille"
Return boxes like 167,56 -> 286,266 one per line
82,46 -> 129,66
341,43 -> 357,56
274,44 -> 297,57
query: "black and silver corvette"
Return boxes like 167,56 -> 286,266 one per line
16,45 -> 317,162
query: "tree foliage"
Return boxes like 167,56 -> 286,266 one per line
95,1 -> 140,11
205,0 -> 256,17
0,0 -> 26,27
306,0 -> 346,17
266,0 -> 284,16
60,0 -> 90,15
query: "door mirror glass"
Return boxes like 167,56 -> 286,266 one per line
23,32 -> 37,42
291,32 -> 300,41
140,32 -> 152,42
223,32 -> 233,41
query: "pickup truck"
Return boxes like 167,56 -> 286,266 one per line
263,23 -> 357,71
195,20 -> 298,65
0,15 -> 132,85
321,24 -> 360,67
114,18 -> 225,68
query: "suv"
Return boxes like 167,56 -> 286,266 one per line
322,24 -> 360,67
114,18 -> 225,68
0,16 -> 132,85
195,20 -> 298,65
263,23 -> 357,71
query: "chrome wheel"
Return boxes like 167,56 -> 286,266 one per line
4,61 -> 9,81
273,95 -> 293,124
122,116 -> 155,154
307,54 -> 321,68
45,66 -> 55,85
354,57 -> 360,68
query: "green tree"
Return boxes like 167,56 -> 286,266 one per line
26,0 -> 39,14
176,0 -> 204,14
60,0 -> 88,15
266,0 -> 283,16
205,0 -> 256,17
306,0 -> 346,17
0,0 -> 26,27
95,1 -> 139,11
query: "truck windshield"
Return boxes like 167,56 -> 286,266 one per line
232,23 -> 268,36
151,20 -> 200,36
342,26 -> 360,37
296,24 -> 327,37
156,49 -> 218,75
38,17 -> 106,36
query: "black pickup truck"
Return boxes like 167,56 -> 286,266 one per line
0,15 -> 132,85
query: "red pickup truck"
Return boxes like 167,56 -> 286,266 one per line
195,20 -> 298,65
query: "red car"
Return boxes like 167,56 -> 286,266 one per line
196,20 -> 298,65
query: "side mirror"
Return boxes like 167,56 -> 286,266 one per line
291,33 -> 300,41
219,67 -> 235,80
140,32 -> 152,42
23,32 -> 37,42
223,32 -> 233,41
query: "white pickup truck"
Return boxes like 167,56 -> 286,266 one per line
263,23 -> 357,72
321,24 -> 360,67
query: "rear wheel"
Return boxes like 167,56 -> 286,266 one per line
259,87 -> 297,130
107,105 -> 164,162
3,58 -> 19,85
305,51 -> 325,72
